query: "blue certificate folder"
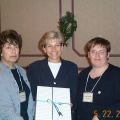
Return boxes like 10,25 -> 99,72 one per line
35,86 -> 71,120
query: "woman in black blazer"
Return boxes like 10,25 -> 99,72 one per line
27,31 -> 78,120
77,37 -> 120,120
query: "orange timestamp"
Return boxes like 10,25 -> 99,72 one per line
94,110 -> 120,118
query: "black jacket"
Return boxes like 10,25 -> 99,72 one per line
27,57 -> 78,110
77,64 -> 120,120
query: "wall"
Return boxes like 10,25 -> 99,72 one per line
0,0 -> 120,71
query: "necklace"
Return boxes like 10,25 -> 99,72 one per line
85,73 -> 102,92
85,65 -> 109,92
17,69 -> 23,92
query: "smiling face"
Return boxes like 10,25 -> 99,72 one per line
43,39 -> 63,63
1,42 -> 19,67
88,45 -> 109,68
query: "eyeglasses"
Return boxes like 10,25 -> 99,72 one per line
90,50 -> 107,55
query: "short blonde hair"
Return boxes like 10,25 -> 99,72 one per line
40,31 -> 64,48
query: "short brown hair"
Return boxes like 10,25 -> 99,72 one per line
0,30 -> 22,60
86,37 -> 111,52
40,31 -> 64,48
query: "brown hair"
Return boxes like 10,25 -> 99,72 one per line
0,30 -> 22,60
86,37 -> 111,52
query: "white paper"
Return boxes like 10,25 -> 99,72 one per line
35,86 -> 71,120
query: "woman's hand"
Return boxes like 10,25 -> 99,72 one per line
71,103 -> 74,114
92,116 -> 99,120
71,103 -> 73,108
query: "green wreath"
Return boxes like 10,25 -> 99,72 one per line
58,11 -> 77,46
